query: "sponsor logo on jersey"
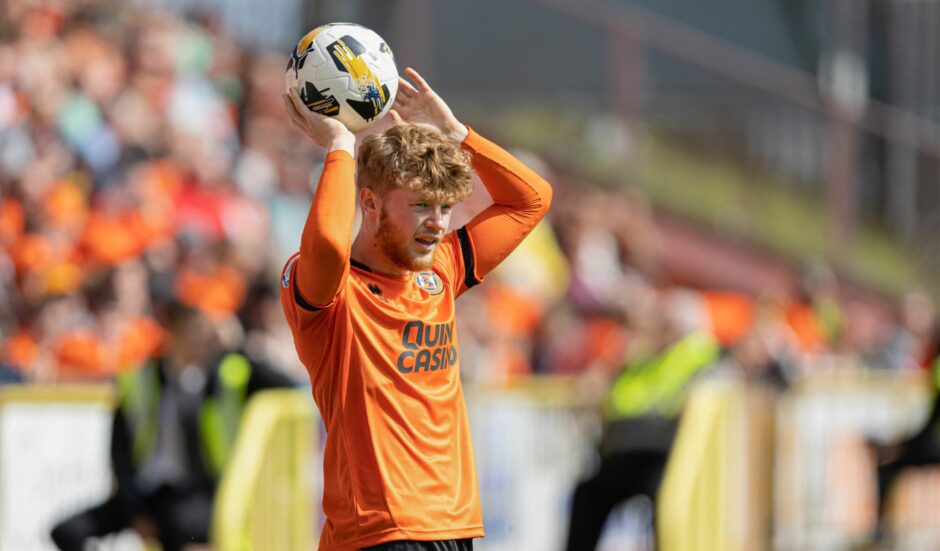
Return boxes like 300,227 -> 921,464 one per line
396,320 -> 458,374
415,271 -> 444,295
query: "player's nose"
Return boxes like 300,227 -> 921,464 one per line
424,210 -> 446,231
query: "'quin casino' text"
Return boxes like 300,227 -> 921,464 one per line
397,321 -> 457,374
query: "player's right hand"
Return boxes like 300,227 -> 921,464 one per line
283,87 -> 356,156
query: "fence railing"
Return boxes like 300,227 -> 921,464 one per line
0,370 -> 932,550
212,388 -> 317,551
530,0 -> 940,252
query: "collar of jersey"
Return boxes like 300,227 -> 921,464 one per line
350,258 -> 413,282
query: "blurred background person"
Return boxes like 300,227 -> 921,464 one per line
867,291 -> 940,541
870,360 -> 940,542
564,294 -> 721,551
49,302 -> 293,551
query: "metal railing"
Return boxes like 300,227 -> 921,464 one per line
530,0 -> 940,263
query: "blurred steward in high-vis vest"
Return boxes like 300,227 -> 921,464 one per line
50,302 -> 293,551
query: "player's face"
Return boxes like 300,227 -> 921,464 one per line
375,186 -> 454,271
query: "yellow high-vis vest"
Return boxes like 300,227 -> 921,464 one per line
117,353 -> 252,475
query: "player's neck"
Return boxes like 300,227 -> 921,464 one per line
351,233 -> 410,277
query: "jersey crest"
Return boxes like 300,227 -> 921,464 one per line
414,271 -> 444,295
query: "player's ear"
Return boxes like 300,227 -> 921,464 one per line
360,187 -> 378,214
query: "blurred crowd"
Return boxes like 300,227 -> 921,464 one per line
2,0 -> 938,395
0,0 -> 321,383
463,172 -> 939,391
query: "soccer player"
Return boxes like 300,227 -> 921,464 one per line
279,67 -> 552,551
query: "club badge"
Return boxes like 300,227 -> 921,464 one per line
415,271 -> 444,295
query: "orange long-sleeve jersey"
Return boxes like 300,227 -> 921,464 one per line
280,128 -> 551,551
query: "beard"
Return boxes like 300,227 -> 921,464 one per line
376,207 -> 434,271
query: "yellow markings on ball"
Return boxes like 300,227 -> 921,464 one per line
295,26 -> 326,56
331,38 -> 387,106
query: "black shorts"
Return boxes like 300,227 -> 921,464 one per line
362,539 -> 474,551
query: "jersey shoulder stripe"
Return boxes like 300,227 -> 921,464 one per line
455,226 -> 480,289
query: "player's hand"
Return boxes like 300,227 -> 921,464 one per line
391,67 -> 468,143
283,87 -> 356,155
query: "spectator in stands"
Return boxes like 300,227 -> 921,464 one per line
49,302 -> 293,551
784,263 -> 844,356
883,290 -> 937,371
0,1 -> 318,383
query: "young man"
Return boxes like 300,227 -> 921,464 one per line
279,68 -> 552,551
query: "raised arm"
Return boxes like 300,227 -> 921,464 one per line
282,89 -> 357,307
460,131 -> 552,277
392,68 -> 552,281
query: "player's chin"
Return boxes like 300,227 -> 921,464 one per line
407,246 -> 436,270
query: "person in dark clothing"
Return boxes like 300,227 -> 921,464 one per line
566,431 -> 673,551
872,359 -> 940,539
565,331 -> 720,551
50,303 -> 294,551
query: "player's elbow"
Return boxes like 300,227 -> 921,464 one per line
530,179 -> 553,220
539,182 -> 553,214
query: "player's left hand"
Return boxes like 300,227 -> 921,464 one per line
391,67 -> 469,143
283,87 -> 356,156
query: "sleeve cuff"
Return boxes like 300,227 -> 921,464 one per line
460,126 -> 484,151
324,149 -> 354,163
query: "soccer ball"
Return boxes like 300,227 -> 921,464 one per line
285,23 -> 398,133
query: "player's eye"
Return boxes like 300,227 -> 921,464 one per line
442,204 -> 453,213
412,202 -> 429,209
